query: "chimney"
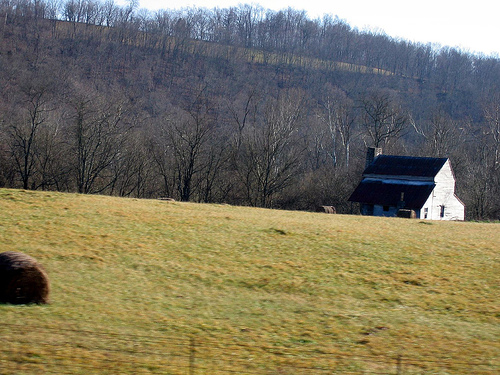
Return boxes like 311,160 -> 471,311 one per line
365,147 -> 382,168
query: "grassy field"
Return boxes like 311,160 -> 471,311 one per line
0,188 -> 498,374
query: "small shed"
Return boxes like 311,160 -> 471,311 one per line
349,148 -> 465,220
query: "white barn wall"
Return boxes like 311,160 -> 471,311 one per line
423,160 -> 465,220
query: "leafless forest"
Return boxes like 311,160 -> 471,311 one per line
0,0 -> 499,219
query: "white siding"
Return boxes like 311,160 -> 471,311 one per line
421,160 -> 465,220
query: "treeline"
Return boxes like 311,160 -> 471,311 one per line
0,0 -> 499,219
3,0 -> 500,86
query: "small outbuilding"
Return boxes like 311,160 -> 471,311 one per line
349,148 -> 465,220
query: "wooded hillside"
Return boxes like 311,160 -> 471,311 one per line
1,0 -> 499,219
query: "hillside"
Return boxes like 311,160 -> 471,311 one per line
0,1 -> 500,219
0,189 -> 498,374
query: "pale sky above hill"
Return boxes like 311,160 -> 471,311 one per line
118,0 -> 500,56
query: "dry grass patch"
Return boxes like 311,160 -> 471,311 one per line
0,188 -> 498,374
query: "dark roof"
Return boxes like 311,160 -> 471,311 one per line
348,179 -> 435,209
364,155 -> 448,177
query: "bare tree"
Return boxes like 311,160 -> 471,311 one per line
483,94 -> 500,167
235,4 -> 263,48
466,93 -> 500,219
109,130 -> 154,198
227,89 -> 259,152
6,78 -> 56,190
33,116 -> 71,191
360,89 -> 408,148
149,121 -> 176,199
411,108 -> 467,158
152,85 -> 218,202
236,89 -> 305,207
460,142 -> 500,220
67,88 -> 128,194
317,84 -> 355,168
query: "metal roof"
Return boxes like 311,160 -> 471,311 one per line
348,180 -> 435,209
363,155 -> 448,177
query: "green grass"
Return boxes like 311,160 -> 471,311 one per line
0,188 -> 498,374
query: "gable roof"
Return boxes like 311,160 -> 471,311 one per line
363,155 -> 448,177
348,179 -> 435,209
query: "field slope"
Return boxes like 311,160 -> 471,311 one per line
0,188 -> 498,374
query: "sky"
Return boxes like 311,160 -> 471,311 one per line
118,0 -> 500,57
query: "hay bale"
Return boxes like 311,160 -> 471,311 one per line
397,209 -> 417,219
315,206 -> 336,214
158,197 -> 176,202
0,252 -> 50,304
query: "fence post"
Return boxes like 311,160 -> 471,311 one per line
189,336 -> 195,375
396,354 -> 402,375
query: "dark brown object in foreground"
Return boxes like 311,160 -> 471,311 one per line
0,251 -> 50,304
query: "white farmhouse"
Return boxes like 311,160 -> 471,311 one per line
349,148 -> 465,220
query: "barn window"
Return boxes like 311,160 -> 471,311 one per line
424,208 -> 428,219
383,205 -> 389,211
440,205 -> 445,218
